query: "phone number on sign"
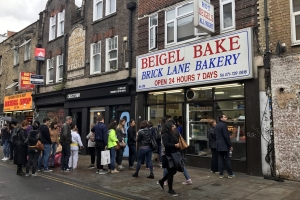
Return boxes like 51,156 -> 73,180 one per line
220,70 -> 248,77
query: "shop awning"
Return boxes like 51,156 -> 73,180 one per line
6,82 -> 18,89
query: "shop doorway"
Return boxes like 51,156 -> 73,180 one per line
71,109 -> 82,137
117,105 -> 131,157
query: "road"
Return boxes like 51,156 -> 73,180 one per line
0,162 -> 142,200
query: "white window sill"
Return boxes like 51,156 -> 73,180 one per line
46,81 -> 53,85
56,79 -> 62,83
90,71 -> 101,75
105,11 -> 116,16
291,42 -> 300,47
220,28 -> 236,34
93,17 -> 103,22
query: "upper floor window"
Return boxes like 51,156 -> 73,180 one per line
93,0 -> 103,21
46,58 -> 54,84
56,54 -> 63,82
291,0 -> 300,44
149,15 -> 158,50
220,0 -> 235,33
106,36 -> 118,71
90,42 -> 101,74
57,10 -> 65,37
14,48 -> 19,66
106,0 -> 116,16
24,41 -> 31,61
49,15 -> 56,41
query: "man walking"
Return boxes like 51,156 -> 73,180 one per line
215,115 -> 234,179
38,118 -> 53,172
60,116 -> 73,172
91,116 -> 108,175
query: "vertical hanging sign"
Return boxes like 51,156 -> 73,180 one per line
194,0 -> 215,33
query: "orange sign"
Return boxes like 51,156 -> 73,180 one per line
4,92 -> 33,112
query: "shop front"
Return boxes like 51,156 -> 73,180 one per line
136,28 -> 262,176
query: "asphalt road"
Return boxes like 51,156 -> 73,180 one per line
0,162 -> 142,200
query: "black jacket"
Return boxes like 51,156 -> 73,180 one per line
1,126 -> 10,140
215,121 -> 231,151
27,130 -> 39,146
137,128 -> 152,146
162,131 -> 179,156
127,126 -> 136,145
91,122 -> 108,145
208,126 -> 217,149
40,124 -> 52,145
60,122 -> 72,144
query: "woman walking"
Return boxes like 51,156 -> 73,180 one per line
25,124 -> 40,176
116,119 -> 126,171
132,120 -> 154,179
208,119 -> 218,173
69,127 -> 83,169
49,121 -> 59,168
107,122 -> 119,173
86,124 -> 96,169
127,119 -> 136,169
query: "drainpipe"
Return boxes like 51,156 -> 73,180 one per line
63,33 -> 68,86
126,2 -> 136,79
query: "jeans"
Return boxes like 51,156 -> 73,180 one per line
88,147 -> 95,165
95,141 -> 105,170
26,147 -> 39,174
163,167 -> 190,180
61,143 -> 71,170
135,146 -> 153,174
211,148 -> 219,172
218,151 -> 233,176
3,139 -> 10,158
116,147 -> 124,166
50,142 -> 57,166
38,144 -> 51,170
128,144 -> 136,167
108,147 -> 116,170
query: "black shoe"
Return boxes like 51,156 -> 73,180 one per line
168,190 -> 178,197
147,173 -> 154,179
132,172 -> 138,177
157,180 -> 164,190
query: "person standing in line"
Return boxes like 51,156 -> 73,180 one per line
127,119 -> 136,170
86,124 -> 96,169
60,116 -> 73,172
38,118 -> 52,172
215,115 -> 234,179
25,123 -> 40,177
69,126 -> 83,169
91,116 -> 108,175
1,124 -> 10,161
116,119 -> 126,171
49,121 -> 59,168
9,121 -> 18,161
208,119 -> 218,173
176,119 -> 183,135
107,122 -> 119,173
26,121 -> 32,135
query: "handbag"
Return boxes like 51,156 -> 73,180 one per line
179,135 -> 189,150
150,136 -> 158,151
36,140 -> 44,151
166,156 -> 175,169
115,142 -> 121,150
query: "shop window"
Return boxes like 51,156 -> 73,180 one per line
291,0 -> 300,44
149,15 -> 158,50
187,87 -> 213,101
56,54 -> 63,82
90,42 -> 101,74
214,83 -> 244,99
166,89 -> 184,102
24,41 -> 31,61
46,58 -> 54,84
220,0 -> 236,33
166,103 -> 183,122
148,105 -> 164,127
57,10 -> 65,37
49,15 -> 56,41
106,0 -> 116,16
14,48 -> 19,66
148,92 -> 164,104
90,107 -> 106,124
106,36 -> 118,71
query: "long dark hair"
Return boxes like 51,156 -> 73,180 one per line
50,121 -> 58,130
108,122 -> 117,131
162,121 -> 173,135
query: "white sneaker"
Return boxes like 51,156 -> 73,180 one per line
1,157 -> 5,161
32,173 -> 38,177
4,157 -> 9,161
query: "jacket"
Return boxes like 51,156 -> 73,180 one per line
60,123 -> 72,144
14,128 -> 28,165
1,126 -> 10,140
215,121 -> 232,151
91,122 -> 108,145
86,132 -> 96,147
137,128 -> 152,147
116,127 -> 125,142
70,131 -> 83,150
40,124 -> 52,145
162,131 -> 178,156
107,129 -> 118,149
127,126 -> 136,145
27,130 -> 39,146
208,126 -> 217,149
50,128 -> 59,143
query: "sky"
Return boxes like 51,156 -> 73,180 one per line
0,0 -> 82,35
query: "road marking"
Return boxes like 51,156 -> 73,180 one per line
0,163 -> 133,200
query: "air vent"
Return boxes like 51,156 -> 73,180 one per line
186,90 -> 198,101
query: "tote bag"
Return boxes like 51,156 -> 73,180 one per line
101,150 -> 111,165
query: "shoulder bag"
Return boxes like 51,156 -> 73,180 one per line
179,135 -> 189,150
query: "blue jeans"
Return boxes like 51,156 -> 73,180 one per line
38,144 -> 51,170
136,146 -> 153,174
218,151 -> 233,176
108,147 -> 116,170
163,167 -> 190,180
3,139 -> 10,158
50,143 -> 57,166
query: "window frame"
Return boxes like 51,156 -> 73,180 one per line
106,36 -> 118,72
93,0 -> 103,21
290,0 -> 300,45
90,42 -> 102,75
56,54 -> 63,82
24,41 -> 31,61
57,10 -> 65,37
14,48 -> 19,66
46,58 -> 54,84
220,0 -> 236,33
49,15 -> 57,41
106,0 -> 116,16
149,14 -> 158,50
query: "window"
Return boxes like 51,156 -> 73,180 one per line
149,15 -> 158,50
220,0 -> 235,33
57,10 -> 65,37
56,55 -> 63,82
165,2 -> 206,45
49,15 -> 56,41
106,0 -> 116,16
291,0 -> 300,44
90,42 -> 101,74
24,41 -> 31,61
46,58 -> 54,84
90,107 -> 105,124
93,0 -> 103,21
14,48 -> 19,66
106,36 -> 118,71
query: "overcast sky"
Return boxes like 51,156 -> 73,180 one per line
0,0 -> 82,35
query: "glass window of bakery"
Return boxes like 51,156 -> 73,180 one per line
90,107 -> 105,125
148,105 -> 164,128
166,89 -> 184,102
148,92 -> 164,104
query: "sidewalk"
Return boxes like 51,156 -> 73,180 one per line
2,149 -> 300,200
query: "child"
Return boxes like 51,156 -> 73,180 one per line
69,127 -> 83,169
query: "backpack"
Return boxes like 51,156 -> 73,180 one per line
90,132 -> 95,142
